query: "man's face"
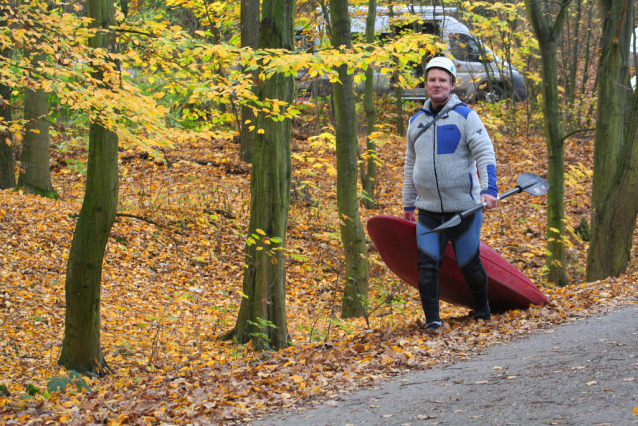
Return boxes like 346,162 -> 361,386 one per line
425,68 -> 455,107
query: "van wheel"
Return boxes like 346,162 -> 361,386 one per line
477,84 -> 506,102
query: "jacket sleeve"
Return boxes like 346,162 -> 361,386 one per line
466,112 -> 497,197
402,126 -> 418,211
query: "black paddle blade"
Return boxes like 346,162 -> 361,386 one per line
517,172 -> 550,195
423,214 -> 462,235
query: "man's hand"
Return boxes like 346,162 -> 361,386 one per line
481,194 -> 498,209
404,210 -> 416,222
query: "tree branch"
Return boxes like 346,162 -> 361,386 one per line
561,127 -> 595,143
70,212 -> 166,228
115,28 -> 156,37
550,0 -> 573,40
115,213 -> 165,227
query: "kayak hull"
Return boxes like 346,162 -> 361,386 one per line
367,215 -> 548,311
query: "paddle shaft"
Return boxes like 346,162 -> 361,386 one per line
458,175 -> 544,219
421,172 -> 550,235
455,186 -> 522,221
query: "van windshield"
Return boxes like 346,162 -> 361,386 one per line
448,33 -> 508,66
448,33 -> 482,62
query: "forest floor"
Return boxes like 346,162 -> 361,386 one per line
1,100 -> 638,424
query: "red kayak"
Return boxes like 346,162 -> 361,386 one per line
367,215 -> 548,311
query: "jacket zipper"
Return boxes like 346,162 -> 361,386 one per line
432,120 -> 444,212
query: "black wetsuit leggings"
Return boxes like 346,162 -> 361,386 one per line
417,210 -> 489,324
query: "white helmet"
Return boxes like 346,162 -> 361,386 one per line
425,57 -> 457,81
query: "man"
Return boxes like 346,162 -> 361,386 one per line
402,57 -> 498,332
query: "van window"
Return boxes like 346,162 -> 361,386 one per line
421,22 -> 440,36
393,21 -> 440,37
449,33 -> 481,62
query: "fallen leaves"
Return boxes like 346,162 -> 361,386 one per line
0,111 -> 637,424
417,414 -> 437,419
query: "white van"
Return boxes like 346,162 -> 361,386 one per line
302,6 -> 527,102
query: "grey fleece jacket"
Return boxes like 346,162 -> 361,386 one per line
403,95 -> 497,213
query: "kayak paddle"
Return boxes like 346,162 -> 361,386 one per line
421,172 -> 550,234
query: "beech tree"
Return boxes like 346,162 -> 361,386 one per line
225,0 -> 296,350
239,0 -> 260,163
58,0 -> 118,374
389,4 -> 404,136
330,0 -> 369,318
359,0 -> 378,210
586,0 -> 638,280
0,38 -> 13,189
525,0 -> 570,286
17,51 -> 56,198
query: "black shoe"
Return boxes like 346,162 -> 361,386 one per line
425,321 -> 442,333
473,304 -> 491,322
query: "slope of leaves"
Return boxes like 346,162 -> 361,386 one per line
1,101 -> 637,424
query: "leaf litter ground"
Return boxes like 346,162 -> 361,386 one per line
1,115 -> 638,424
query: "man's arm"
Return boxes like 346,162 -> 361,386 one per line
402,131 -> 418,221
466,112 -> 497,208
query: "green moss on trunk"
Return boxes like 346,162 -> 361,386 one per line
238,0 -> 260,164
59,122 -> 118,375
58,0 -> 117,375
525,0 -> 570,286
330,0 -> 369,318
590,0 -> 633,207
360,0 -> 378,210
587,0 -> 638,280
17,52 -> 56,199
230,0 -> 295,351
0,11 -> 15,190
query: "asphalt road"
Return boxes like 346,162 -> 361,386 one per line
257,304 -> 638,426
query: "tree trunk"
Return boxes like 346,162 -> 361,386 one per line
330,0 -> 369,318
17,52 -> 56,199
388,5 -> 404,136
577,4 -> 594,127
392,71 -> 404,136
226,0 -> 295,350
0,44 -> 14,190
586,0 -> 637,281
590,0 -> 633,209
540,43 -> 567,287
360,0 -> 377,210
587,93 -> 638,278
565,0 -> 582,130
525,0 -> 570,286
58,0 -> 118,375
239,0 -> 260,164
